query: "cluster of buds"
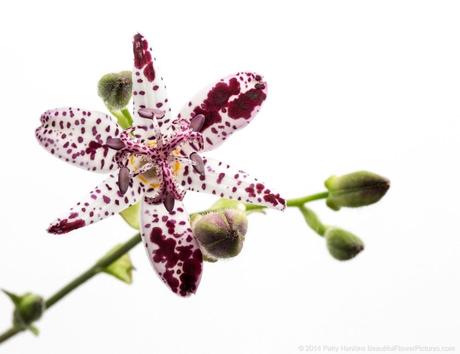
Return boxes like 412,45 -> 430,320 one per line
298,171 -> 389,261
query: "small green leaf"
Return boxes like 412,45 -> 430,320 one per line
120,203 -> 140,230
28,325 -> 40,336
2,289 -> 21,306
102,245 -> 135,284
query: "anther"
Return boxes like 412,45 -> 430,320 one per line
190,114 -> 205,132
163,192 -> 175,213
138,107 -> 166,119
106,137 -> 125,150
190,152 -> 205,175
118,166 -> 131,195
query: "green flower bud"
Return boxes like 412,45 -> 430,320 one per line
192,209 -> 248,259
325,171 -> 390,210
209,198 -> 246,212
3,290 -> 45,328
324,227 -> 364,261
98,71 -> 132,110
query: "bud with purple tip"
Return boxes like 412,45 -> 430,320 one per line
192,209 -> 248,260
324,227 -> 364,261
325,171 -> 390,211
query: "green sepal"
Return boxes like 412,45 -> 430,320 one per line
101,245 -> 135,284
120,203 -> 140,230
27,325 -> 40,336
2,289 -> 21,306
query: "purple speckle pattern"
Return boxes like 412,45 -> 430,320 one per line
47,173 -> 145,234
177,157 -> 286,211
37,33 -> 286,297
176,72 -> 267,152
36,108 -> 121,172
141,199 -> 202,297
132,34 -> 172,139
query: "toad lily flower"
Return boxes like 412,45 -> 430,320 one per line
36,33 -> 286,296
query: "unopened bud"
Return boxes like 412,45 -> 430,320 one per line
324,227 -> 364,261
325,171 -> 390,211
192,209 -> 248,259
3,290 -> 45,328
98,71 -> 132,110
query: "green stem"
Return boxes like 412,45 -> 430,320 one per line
110,109 -> 130,129
245,191 -> 329,212
120,108 -> 133,128
286,191 -> 329,207
0,234 -> 141,345
0,327 -> 22,344
298,205 -> 326,237
45,233 -> 141,309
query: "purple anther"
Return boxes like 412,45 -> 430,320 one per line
138,107 -> 166,119
106,137 -> 125,150
152,108 -> 166,119
118,167 -> 131,195
190,152 -> 205,175
190,114 -> 205,132
163,192 -> 175,213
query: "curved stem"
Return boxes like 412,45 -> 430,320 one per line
0,234 -> 141,345
45,233 -> 141,309
298,205 -> 326,237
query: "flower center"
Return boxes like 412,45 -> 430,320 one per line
105,110 -> 206,211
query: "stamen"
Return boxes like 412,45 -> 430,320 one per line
137,108 -> 165,147
106,137 -> 124,150
118,166 -> 131,195
163,192 -> 175,213
190,114 -> 205,132
138,108 -> 166,119
132,162 -> 155,177
189,152 -> 205,175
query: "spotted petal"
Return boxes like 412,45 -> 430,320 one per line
140,198 -> 203,296
177,73 -> 268,152
132,33 -> 172,139
178,157 -> 286,210
47,173 -> 145,234
36,108 -> 121,172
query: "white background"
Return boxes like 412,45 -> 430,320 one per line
1,1 -> 459,353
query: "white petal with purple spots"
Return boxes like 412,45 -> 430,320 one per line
140,198 -> 203,296
36,108 -> 121,172
177,157 -> 286,211
132,33 -> 172,140
176,72 -> 268,152
47,173 -> 145,234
